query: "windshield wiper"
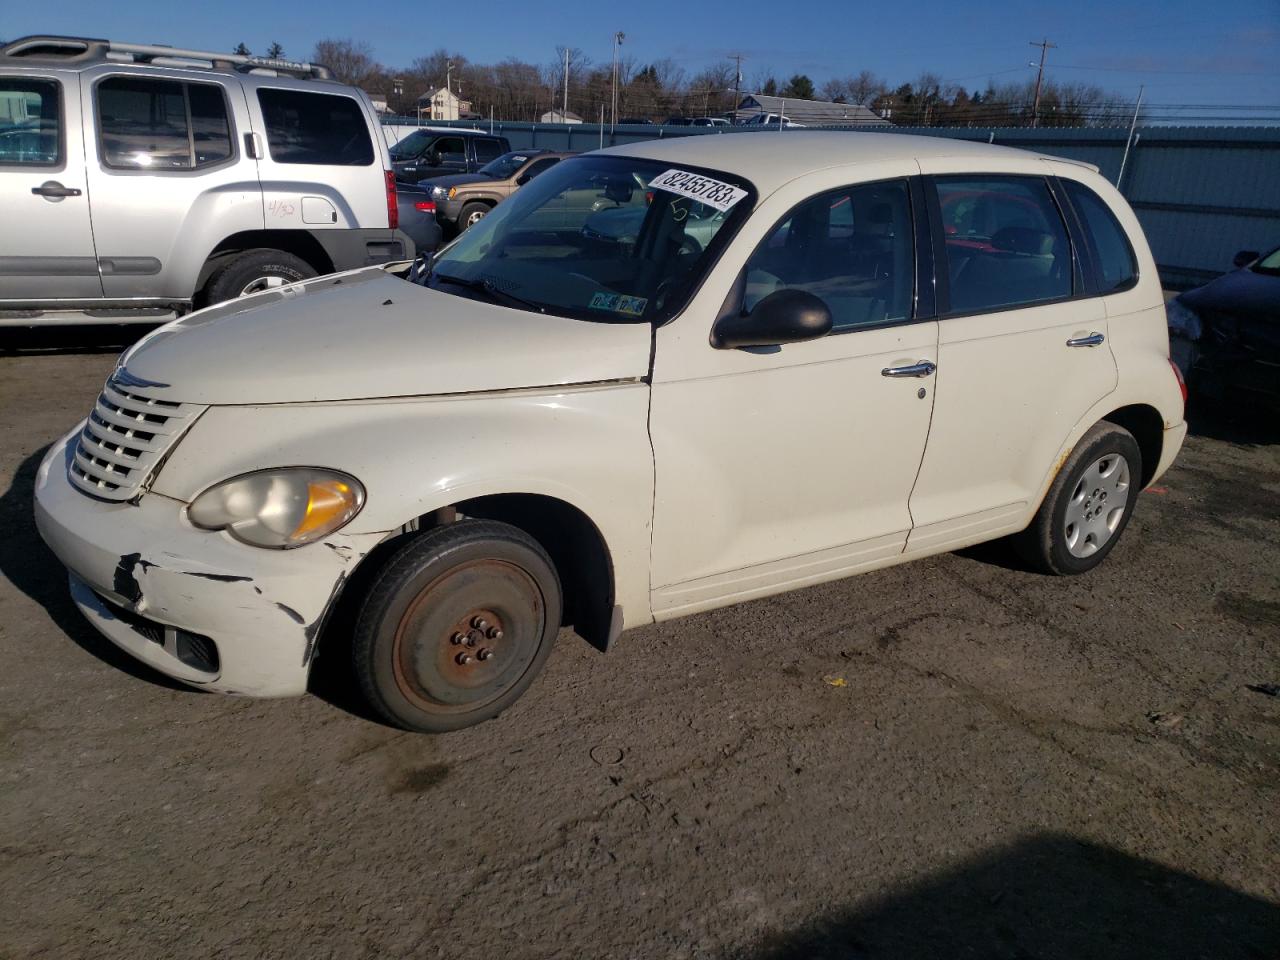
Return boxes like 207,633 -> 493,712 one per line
433,273 -> 547,313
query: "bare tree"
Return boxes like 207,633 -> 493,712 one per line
313,39 -> 377,87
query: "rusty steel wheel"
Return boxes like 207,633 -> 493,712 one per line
353,520 -> 562,733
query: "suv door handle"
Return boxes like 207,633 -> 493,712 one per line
32,181 -> 82,199
1066,332 -> 1105,347
881,360 -> 937,378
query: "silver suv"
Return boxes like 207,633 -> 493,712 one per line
0,35 -> 411,325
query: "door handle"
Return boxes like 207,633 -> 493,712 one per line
32,181 -> 82,199
243,132 -> 264,160
1066,332 -> 1105,348
881,360 -> 937,378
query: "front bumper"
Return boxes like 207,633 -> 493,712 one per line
33,428 -> 379,696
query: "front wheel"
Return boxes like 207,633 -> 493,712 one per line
458,202 -> 490,231
1014,422 -> 1142,575
353,520 -> 563,733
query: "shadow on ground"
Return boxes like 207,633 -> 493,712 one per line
1186,398 -> 1280,447
0,324 -> 158,356
0,446 -> 189,691
732,833 -> 1280,960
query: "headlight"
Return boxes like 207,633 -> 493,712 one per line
1165,298 -> 1203,341
430,185 -> 448,200
187,468 -> 365,549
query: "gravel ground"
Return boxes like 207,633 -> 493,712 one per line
2,328 -> 1278,960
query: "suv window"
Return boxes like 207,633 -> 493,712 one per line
1063,180 -> 1137,293
524,157 -> 559,180
257,89 -> 373,166
935,176 -> 1072,314
433,136 -> 465,164
743,180 -> 914,331
474,138 -> 503,163
98,77 -> 233,170
0,77 -> 60,165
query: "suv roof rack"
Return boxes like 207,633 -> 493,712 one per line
0,35 -> 333,81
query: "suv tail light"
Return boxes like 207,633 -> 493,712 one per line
1169,358 -> 1188,408
414,200 -> 436,213
385,170 -> 399,230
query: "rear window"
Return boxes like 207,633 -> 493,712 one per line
98,77 -> 233,170
1063,180 -> 1138,293
0,77 -> 60,165
257,89 -> 373,166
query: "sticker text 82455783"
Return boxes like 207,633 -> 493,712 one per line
647,169 -> 748,212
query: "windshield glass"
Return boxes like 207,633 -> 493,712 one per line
479,152 -> 533,179
390,131 -> 434,160
425,155 -> 755,323
1253,246 -> 1280,275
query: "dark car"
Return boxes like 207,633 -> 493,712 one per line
389,128 -> 511,184
393,183 -> 444,254
1167,244 -> 1280,410
618,117 -> 654,125
417,150 -> 573,234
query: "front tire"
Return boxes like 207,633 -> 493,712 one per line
353,520 -> 562,733
1015,422 -> 1142,575
458,202 -> 490,231
204,248 -> 317,305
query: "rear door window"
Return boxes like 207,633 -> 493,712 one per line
256,89 -> 373,165
934,176 -> 1073,313
98,77 -> 233,170
523,157 -> 560,180
1063,180 -> 1138,293
0,77 -> 61,165
473,138 -> 503,163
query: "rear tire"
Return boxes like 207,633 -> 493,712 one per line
352,520 -> 562,733
1014,422 -> 1142,575
204,248 -> 317,305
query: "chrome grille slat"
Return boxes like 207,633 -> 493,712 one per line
67,378 -> 207,502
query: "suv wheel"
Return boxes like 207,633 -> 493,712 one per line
205,248 -> 317,305
1014,422 -> 1142,575
352,520 -> 563,733
459,202 -> 490,231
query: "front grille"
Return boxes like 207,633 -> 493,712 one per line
68,379 -> 206,501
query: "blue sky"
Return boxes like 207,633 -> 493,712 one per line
7,0 -> 1279,117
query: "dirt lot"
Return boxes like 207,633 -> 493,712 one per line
1,328 -> 1278,960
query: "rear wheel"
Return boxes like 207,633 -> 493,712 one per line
1014,422 -> 1142,575
204,248 -> 317,305
353,520 -> 562,733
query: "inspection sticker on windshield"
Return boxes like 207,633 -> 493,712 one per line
648,169 -> 747,212
589,292 -> 648,316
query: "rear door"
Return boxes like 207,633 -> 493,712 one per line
0,71 -> 102,301
471,136 -> 503,171
905,168 -> 1116,554
82,67 -> 261,301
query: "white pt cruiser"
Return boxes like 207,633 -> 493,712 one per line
35,133 -> 1188,733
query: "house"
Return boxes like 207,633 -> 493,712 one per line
417,86 -> 472,122
734,93 -> 889,127
540,108 -> 584,125
367,94 -> 388,114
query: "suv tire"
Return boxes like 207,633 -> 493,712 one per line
458,201 -> 491,231
353,520 -> 563,733
205,248 -> 317,305
1014,422 -> 1143,576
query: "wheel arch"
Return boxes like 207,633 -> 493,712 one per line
1100,403 -> 1164,489
196,231 -> 337,302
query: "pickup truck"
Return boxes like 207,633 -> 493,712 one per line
390,128 -> 512,183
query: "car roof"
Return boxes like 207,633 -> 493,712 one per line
601,131 -> 1055,195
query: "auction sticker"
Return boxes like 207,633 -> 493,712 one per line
648,169 -> 747,212
589,291 -> 648,316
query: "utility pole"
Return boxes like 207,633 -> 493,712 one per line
730,53 -> 744,122
1029,38 -> 1056,128
611,31 -> 625,133
563,47 -> 569,120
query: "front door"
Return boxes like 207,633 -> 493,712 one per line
905,171 -> 1117,554
649,175 -> 938,617
0,72 -> 102,301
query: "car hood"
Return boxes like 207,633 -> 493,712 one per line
116,268 -> 652,406
416,173 -> 487,191
1181,268 -> 1280,322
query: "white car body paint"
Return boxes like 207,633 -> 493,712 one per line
34,132 -> 1186,699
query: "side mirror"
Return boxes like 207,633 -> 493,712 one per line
711,288 -> 833,349
1233,250 -> 1259,269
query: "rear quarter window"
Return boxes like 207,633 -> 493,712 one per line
257,89 -> 373,166
1063,180 -> 1138,293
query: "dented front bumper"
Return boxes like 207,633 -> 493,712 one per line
33,428 -> 381,697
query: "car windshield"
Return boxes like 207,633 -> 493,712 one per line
389,131 -> 435,160
1253,246 -> 1280,275
479,152 -> 533,179
423,155 -> 755,323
